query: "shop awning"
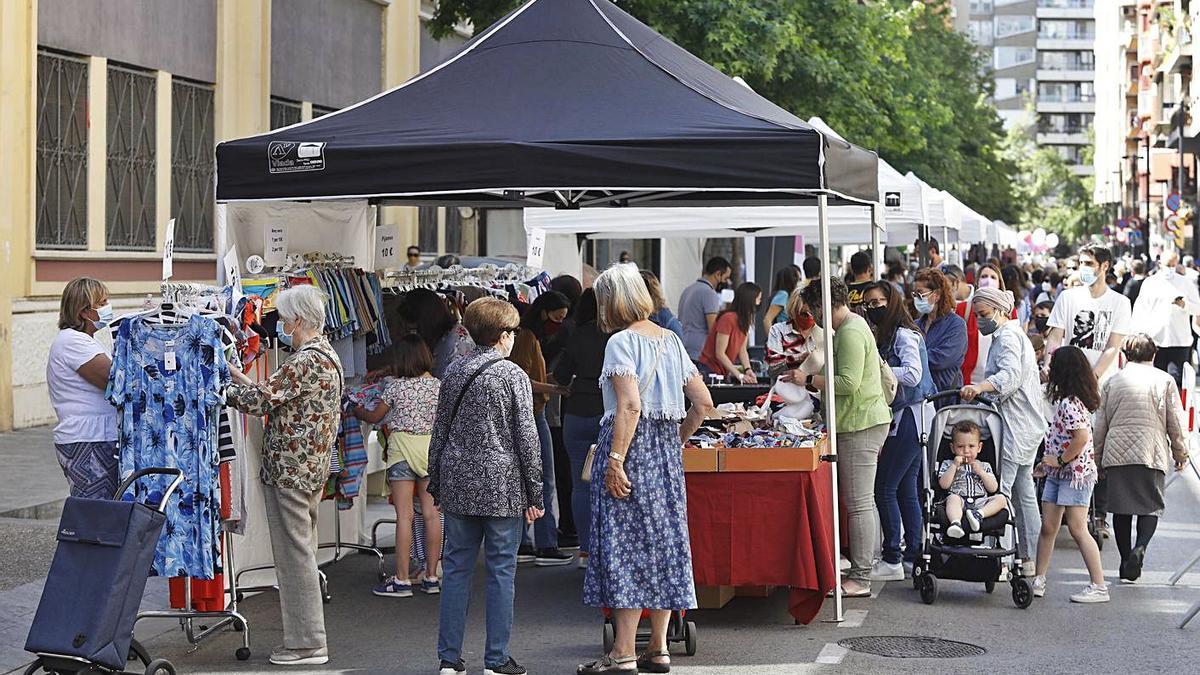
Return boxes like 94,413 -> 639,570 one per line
214,0 -> 878,208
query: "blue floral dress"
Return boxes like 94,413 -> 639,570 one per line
107,315 -> 228,579
583,329 -> 698,610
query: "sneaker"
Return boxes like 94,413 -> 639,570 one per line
373,576 -> 413,598
1032,575 -> 1047,598
1070,584 -> 1110,604
964,509 -> 982,533
577,551 -> 590,569
517,545 -> 537,563
535,548 -> 575,566
421,576 -> 441,594
269,646 -> 329,666
1127,545 -> 1146,581
902,561 -> 914,579
1020,561 -> 1036,578
946,521 -> 965,539
440,659 -> 467,674
870,560 -> 905,582
484,657 -> 527,675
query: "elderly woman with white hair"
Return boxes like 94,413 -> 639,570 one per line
959,286 -> 1045,577
226,284 -> 343,667
578,264 -> 714,675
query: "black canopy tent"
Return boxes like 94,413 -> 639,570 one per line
215,0 -> 881,620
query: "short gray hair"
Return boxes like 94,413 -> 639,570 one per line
594,263 -> 654,333
276,285 -> 328,331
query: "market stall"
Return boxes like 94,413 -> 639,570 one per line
204,0 -> 882,643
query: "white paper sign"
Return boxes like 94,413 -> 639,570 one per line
223,245 -> 243,305
375,224 -> 400,270
526,227 -> 546,268
162,218 -> 176,281
264,224 -> 288,267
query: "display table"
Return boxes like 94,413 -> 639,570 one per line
685,462 -> 836,624
705,383 -> 770,405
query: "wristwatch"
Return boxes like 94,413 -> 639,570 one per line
804,373 -> 815,387
609,452 -> 625,463
1056,456 -> 1067,467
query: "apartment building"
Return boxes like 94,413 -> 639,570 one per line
959,0 -> 1097,175
1093,0 -> 1196,251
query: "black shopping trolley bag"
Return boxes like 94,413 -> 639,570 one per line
25,496 -> 165,670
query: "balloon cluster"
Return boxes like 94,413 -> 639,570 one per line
1016,228 -> 1059,254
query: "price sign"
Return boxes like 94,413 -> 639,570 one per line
223,245 -> 243,305
264,224 -> 288,267
375,224 -> 400,270
162,218 -> 176,280
526,227 -> 546,268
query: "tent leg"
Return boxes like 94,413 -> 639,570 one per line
870,202 -> 882,282
215,203 -> 229,284
818,194 -> 843,622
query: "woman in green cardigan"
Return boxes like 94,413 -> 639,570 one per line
794,277 -> 892,597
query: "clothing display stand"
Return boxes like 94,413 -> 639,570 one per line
135,530 -> 253,661
317,510 -> 387,581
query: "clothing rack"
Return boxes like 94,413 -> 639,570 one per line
383,263 -> 540,291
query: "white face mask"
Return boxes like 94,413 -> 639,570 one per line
90,303 -> 114,330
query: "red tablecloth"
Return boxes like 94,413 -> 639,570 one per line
685,463 -> 836,624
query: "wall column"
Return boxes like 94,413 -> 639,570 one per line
0,0 -> 37,431
215,0 -> 271,144
382,0 -> 420,252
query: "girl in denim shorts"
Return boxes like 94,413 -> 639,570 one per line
1032,346 -> 1108,603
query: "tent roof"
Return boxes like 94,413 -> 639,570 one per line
214,0 -> 878,208
806,118 -> 923,228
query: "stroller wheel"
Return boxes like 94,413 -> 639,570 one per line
21,659 -> 45,675
1012,578 -> 1034,609
684,621 -> 698,657
143,658 -> 176,675
236,647 -> 252,661
602,621 -> 615,653
985,579 -> 996,594
919,574 -> 938,605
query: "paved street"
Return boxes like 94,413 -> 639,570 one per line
2,426 -> 1198,674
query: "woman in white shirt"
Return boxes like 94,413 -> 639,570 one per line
46,277 -> 118,499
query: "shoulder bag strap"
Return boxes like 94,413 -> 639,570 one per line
451,358 -> 502,420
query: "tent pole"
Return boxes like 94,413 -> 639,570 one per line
818,193 -> 843,622
215,203 -> 228,285
870,202 -> 882,281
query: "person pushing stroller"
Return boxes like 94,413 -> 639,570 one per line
939,421 -> 1009,540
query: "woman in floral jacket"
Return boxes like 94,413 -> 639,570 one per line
227,285 -> 343,667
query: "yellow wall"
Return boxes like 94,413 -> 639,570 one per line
383,0 -> 421,249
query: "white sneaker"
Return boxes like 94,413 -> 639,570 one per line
964,509 -> 982,532
1032,575 -> 1047,598
946,521 -> 966,539
1070,584 -> 1110,604
576,552 -> 589,569
870,560 -> 905,582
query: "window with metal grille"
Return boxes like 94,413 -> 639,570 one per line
312,105 -> 339,118
106,64 -> 156,250
36,50 -> 89,249
270,96 -> 301,130
171,79 -> 214,252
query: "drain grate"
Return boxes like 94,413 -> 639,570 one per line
838,636 -> 987,659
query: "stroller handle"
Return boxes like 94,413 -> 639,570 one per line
925,388 -> 998,406
114,467 -> 184,514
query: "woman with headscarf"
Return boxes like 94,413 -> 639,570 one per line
959,286 -> 1045,577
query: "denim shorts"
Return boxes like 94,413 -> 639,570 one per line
387,460 -> 418,482
1041,475 -> 1093,507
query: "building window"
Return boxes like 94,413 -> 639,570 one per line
171,79 -> 215,252
1038,81 -> 1094,103
1039,113 -> 1093,133
270,97 -> 301,130
994,78 -> 1033,99
1039,50 -> 1095,70
1039,19 -> 1095,40
312,105 -> 339,118
969,0 -> 993,14
969,20 -> 994,46
36,50 -> 89,250
995,16 -> 1035,38
994,46 -> 1036,69
106,64 -> 157,251
1037,0 -> 1093,8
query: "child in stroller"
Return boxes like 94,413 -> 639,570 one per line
939,421 -> 1010,540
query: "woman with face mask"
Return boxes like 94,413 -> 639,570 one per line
959,287 -> 1046,578
967,264 -> 1008,386
912,268 -> 968,407
46,277 -> 119,499
862,282 -> 936,582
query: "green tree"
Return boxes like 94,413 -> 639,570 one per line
429,0 -> 1017,220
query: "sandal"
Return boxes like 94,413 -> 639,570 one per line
637,649 -> 671,673
578,654 -> 638,674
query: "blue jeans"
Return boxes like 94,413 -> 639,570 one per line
438,513 -> 524,668
562,413 -> 602,552
876,408 -> 923,565
523,411 -> 558,549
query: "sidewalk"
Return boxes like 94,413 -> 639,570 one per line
0,425 -> 68,518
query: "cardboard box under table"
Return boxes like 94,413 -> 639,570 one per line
683,438 -> 836,624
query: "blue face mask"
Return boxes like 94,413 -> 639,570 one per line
278,321 -> 295,348
91,303 -> 114,330
914,296 -> 934,315
1079,266 -> 1098,286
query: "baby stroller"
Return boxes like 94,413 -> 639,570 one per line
23,468 -> 184,674
911,392 -> 1034,609
601,609 -> 696,657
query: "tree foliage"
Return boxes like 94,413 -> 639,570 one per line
429,0 -> 1018,220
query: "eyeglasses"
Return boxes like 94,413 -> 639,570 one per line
911,290 -> 934,301
864,300 -> 887,309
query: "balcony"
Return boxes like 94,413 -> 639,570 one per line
1071,164 -> 1096,176
1037,68 -> 1096,81
1037,131 -> 1092,144
1036,4 -> 1095,20
1160,31 -> 1193,74
1037,100 -> 1097,113
1038,36 -> 1096,50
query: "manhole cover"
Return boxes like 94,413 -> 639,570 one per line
838,636 -> 987,659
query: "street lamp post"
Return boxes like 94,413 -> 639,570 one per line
1145,133 -> 1152,258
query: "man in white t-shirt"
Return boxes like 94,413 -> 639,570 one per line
1132,250 -> 1200,387
1045,244 -> 1132,380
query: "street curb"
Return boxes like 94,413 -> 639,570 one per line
0,499 -> 65,521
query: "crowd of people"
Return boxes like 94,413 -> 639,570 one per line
41,239 -> 1196,673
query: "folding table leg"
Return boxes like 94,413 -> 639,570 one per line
1180,599 -> 1200,629
1170,547 -> 1200,586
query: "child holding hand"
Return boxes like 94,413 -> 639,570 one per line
938,420 -> 1009,539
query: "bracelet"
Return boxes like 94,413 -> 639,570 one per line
608,452 -> 625,463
